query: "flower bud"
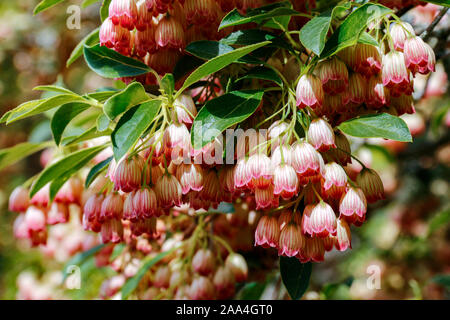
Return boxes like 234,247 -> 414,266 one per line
192,248 -> 215,276
47,202 -> 69,225
255,185 -> 278,210
321,162 -> 347,199
268,120 -> 291,148
298,236 -> 325,263
155,16 -> 185,50
247,153 -> 273,189
366,75 -> 390,108
310,201 -> 337,237
112,155 -> 144,192
134,27 -> 157,58
24,206 -> 46,232
307,118 -> 336,152
255,215 -> 279,248
354,43 -> 382,77
296,74 -> 324,109
176,163 -> 204,194
100,17 -> 132,55
200,170 -> 221,204
233,158 -> 252,189
390,21 -> 415,51
155,173 -> 182,208
318,56 -> 349,95
271,145 -> 293,167
123,191 -> 136,221
213,266 -> 235,299
382,51 -> 410,95
356,168 -> 385,203
30,185 -> 50,208
135,0 -> 153,31
278,223 -> 304,257
273,164 -> 299,200
339,187 -> 367,225
100,192 -> 124,222
404,36 -> 435,75
9,186 -> 29,213
133,187 -> 158,219
189,276 -> 215,300
184,0 -> 218,26
291,141 -> 323,182
335,218 -> 352,251
54,178 -> 82,205
109,0 -> 138,30
154,265 -> 171,289
83,194 -> 103,232
347,73 -> 367,106
225,253 -> 248,282
101,218 -> 123,244
163,123 -> 192,164
173,94 -> 197,126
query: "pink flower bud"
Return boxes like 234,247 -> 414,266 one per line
47,202 -> 69,225
176,163 -> 204,194
273,164 -> 299,200
9,186 -> 29,213
155,16 -> 185,50
213,266 -> 235,299
356,168 -> 385,203
404,36 -> 435,75
109,0 -> 138,30
123,191 -> 136,221
173,94 -> 197,126
188,276 -> 215,300
83,194 -> 103,232
268,121 -> 291,149
291,141 -> 323,181
112,155 -> 144,192
335,218 -> 352,251
30,184 -> 50,208
247,153 -> 273,189
255,215 -> 280,248
318,56 -> 349,95
184,0 -> 218,26
101,218 -> 123,244
366,75 -> 390,108
355,43 -> 382,77
390,21 -> 415,51
310,201 -> 337,237
382,51 -> 410,95
155,173 -> 182,208
233,158 -> 252,189
339,187 -> 367,225
271,145 -> 293,167
307,118 -> 336,152
163,123 -> 192,163
100,18 -> 132,55
301,204 -> 314,236
134,27 -> 157,58
321,162 -> 347,199
133,187 -> 158,219
154,265 -> 171,289
13,215 -> 28,239
278,223 -> 304,257
255,185 -> 278,210
100,192 -> 124,222
24,206 -> 46,232
296,74 -> 324,109
225,253 -> 248,283
54,178 -> 82,205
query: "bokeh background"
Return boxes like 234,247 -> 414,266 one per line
0,1 -> 448,300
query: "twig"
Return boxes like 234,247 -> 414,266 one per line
421,7 -> 449,41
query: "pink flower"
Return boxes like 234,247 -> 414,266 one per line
192,248 -> 216,276
347,73 -> 367,107
390,22 -> 415,51
366,75 -> 390,108
278,223 -> 304,257
339,187 -> 367,225
100,192 -> 124,222
30,184 -> 50,208
291,141 -> 323,182
24,206 -> 46,232
112,155 -> 144,192
301,204 -> 315,236
9,186 -> 29,213
247,153 -> 273,189
273,164 -> 299,200
298,237 -> 325,263
382,51 -> 410,96
318,56 -> 349,95
321,162 -> 348,199
134,28 -> 157,58
101,218 -> 123,244
213,266 -> 235,299
255,185 -> 278,210
132,187 -> 158,219
335,218 -> 352,251
47,202 -> 69,225
255,215 -> 280,248
184,0 -> 218,26
173,94 -> 197,126
355,43 -> 382,77
176,163 -> 204,194
188,276 -> 215,300
356,168 -> 385,203
109,0 -> 138,30
155,173 -> 182,208
225,253 -> 248,283
296,74 -> 324,109
200,170 -> 221,204
155,16 -> 185,50
307,118 -> 336,152
83,194 -> 103,232
310,201 -> 337,237
404,36 -> 435,75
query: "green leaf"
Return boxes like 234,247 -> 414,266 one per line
30,146 -> 106,198
34,0 -> 65,15
97,113 -> 111,132
173,55 -> 204,82
431,274 -> 450,289
237,66 -> 283,87
358,32 -> 379,46
112,100 -> 161,161
338,113 -> 412,142
67,28 -> 100,67
85,156 -> 112,188
100,0 -> 112,21
83,44 -> 151,79
161,74 -> 175,97
237,282 -> 267,300
280,257 -> 312,300
6,94 -> 87,124
103,82 -> 149,120
62,244 -> 106,281
422,1 -> 450,8
121,247 -> 179,299
62,126 -> 111,146
186,41 -> 262,64
51,103 -> 90,145
299,4 -> 350,56
321,3 -> 392,58
82,0 -> 100,8
178,41 -> 270,95
427,208 -> 450,237
87,90 -> 118,103
0,141 -> 52,171
219,1 -> 298,30
221,29 -> 290,50
191,90 -> 264,149
33,85 -> 77,95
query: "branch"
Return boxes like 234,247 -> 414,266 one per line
421,7 -> 449,41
